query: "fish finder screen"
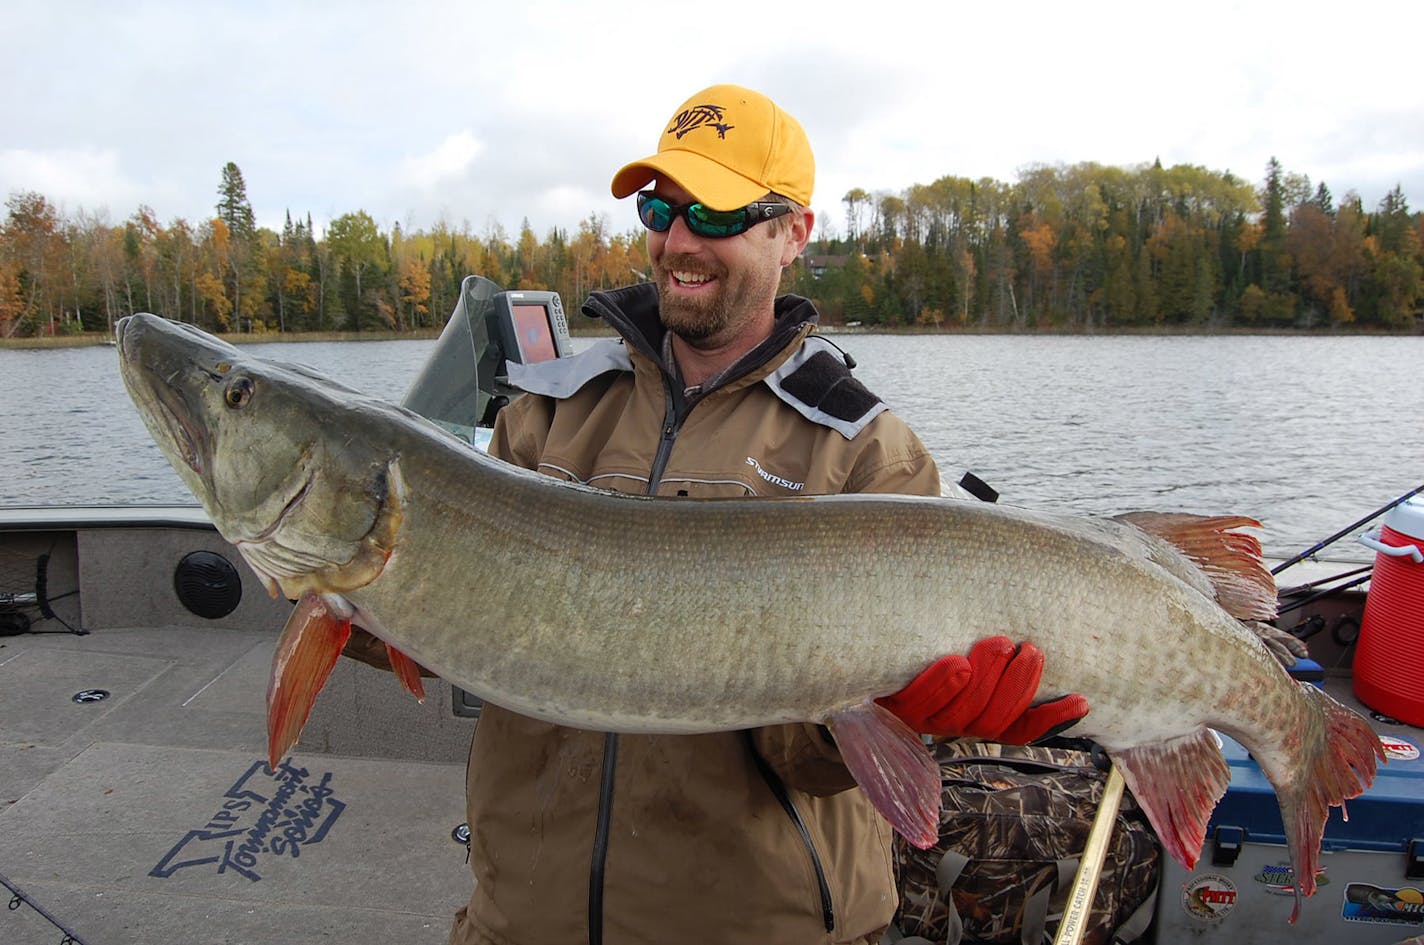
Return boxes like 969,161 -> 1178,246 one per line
511,303 -> 559,363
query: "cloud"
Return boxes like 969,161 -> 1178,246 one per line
4,0 -> 1422,238
0,147 -> 137,216
397,131 -> 486,190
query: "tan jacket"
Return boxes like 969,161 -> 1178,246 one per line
443,285 -> 941,945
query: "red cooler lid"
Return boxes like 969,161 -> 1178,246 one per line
1383,496 -> 1424,542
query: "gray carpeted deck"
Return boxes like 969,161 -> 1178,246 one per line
1,624 -> 475,945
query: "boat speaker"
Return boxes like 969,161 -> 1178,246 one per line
173,551 -> 243,619
0,607 -> 30,635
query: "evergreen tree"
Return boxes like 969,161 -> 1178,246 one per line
1312,182 -> 1335,217
212,162 -> 263,328
1373,185 -> 1414,254
216,162 -> 256,240
1259,157 -> 1291,298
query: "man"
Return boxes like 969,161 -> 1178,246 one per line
354,83 -> 1086,945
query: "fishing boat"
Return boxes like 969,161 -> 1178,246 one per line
2,280 -> 1421,945
0,504 -> 479,945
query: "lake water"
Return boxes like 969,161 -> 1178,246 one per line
3,332 -> 1422,564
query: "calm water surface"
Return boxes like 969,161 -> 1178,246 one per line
3,332 -> 1421,563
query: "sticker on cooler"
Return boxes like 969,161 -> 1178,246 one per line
1253,862 -> 1329,896
1342,883 -> 1424,927
1182,874 -> 1238,921
1379,735 -> 1420,762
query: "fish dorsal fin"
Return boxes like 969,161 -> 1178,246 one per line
1116,512 -> 1277,620
827,701 -> 942,849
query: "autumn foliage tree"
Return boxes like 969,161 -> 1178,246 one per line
0,159 -> 1419,338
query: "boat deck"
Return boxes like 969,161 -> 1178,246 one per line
0,510 -> 477,945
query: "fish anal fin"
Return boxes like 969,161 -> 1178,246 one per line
267,593 -> 352,769
827,701 -> 941,849
1118,512 -> 1277,621
1111,728 -> 1230,873
385,643 -> 427,703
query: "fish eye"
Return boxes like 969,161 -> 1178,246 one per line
224,376 -> 255,409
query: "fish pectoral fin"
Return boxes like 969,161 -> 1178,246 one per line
1111,728 -> 1230,872
827,701 -> 941,849
385,643 -> 427,704
266,593 -> 353,769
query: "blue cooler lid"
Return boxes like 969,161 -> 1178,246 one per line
1383,496 -> 1424,542
1209,727 -> 1424,852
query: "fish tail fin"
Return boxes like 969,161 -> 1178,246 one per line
827,701 -> 942,849
1251,685 -> 1384,923
266,593 -> 352,769
385,644 -> 427,703
1117,512 -> 1276,620
1111,728 -> 1230,873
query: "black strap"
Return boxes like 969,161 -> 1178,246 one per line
957,471 -> 1000,503
588,732 -> 618,945
741,732 -> 835,932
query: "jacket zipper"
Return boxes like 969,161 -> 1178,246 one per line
658,361 -> 835,931
588,383 -> 679,944
743,732 -> 837,932
586,321 -> 836,938
646,387 -> 682,490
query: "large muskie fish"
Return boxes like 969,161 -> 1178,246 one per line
117,313 -> 1381,922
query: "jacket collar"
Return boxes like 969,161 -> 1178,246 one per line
582,283 -> 821,393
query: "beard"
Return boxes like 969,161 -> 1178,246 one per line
654,253 -> 780,346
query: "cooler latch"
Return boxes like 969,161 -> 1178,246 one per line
1211,825 -> 1245,867
1408,839 -> 1424,879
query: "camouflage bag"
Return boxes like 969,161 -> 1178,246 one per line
888,741 -> 1160,945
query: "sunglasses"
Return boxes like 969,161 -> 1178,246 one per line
636,191 -> 794,239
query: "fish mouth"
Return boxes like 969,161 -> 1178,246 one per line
117,316 -> 210,475
150,378 -> 207,474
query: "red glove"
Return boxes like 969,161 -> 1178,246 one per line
876,636 -> 1089,743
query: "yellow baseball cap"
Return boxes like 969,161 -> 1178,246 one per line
610,84 -> 815,211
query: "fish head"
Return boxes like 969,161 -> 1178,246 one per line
117,313 -> 403,598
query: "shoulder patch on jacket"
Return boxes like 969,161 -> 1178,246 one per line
765,340 -> 887,440
506,338 -> 632,399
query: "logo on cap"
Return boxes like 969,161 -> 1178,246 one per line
668,104 -> 734,141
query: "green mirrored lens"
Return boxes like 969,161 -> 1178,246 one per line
686,206 -> 748,238
639,195 -> 674,232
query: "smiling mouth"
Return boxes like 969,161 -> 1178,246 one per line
671,269 -> 716,287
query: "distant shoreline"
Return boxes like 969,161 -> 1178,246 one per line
3,321 -> 1420,350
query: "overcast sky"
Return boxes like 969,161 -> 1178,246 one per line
4,0 -> 1421,243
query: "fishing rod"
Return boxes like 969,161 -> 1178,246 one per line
1,868 -> 91,945
1278,564 -> 1373,596
1278,572 -> 1375,618
1271,480 -> 1424,576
